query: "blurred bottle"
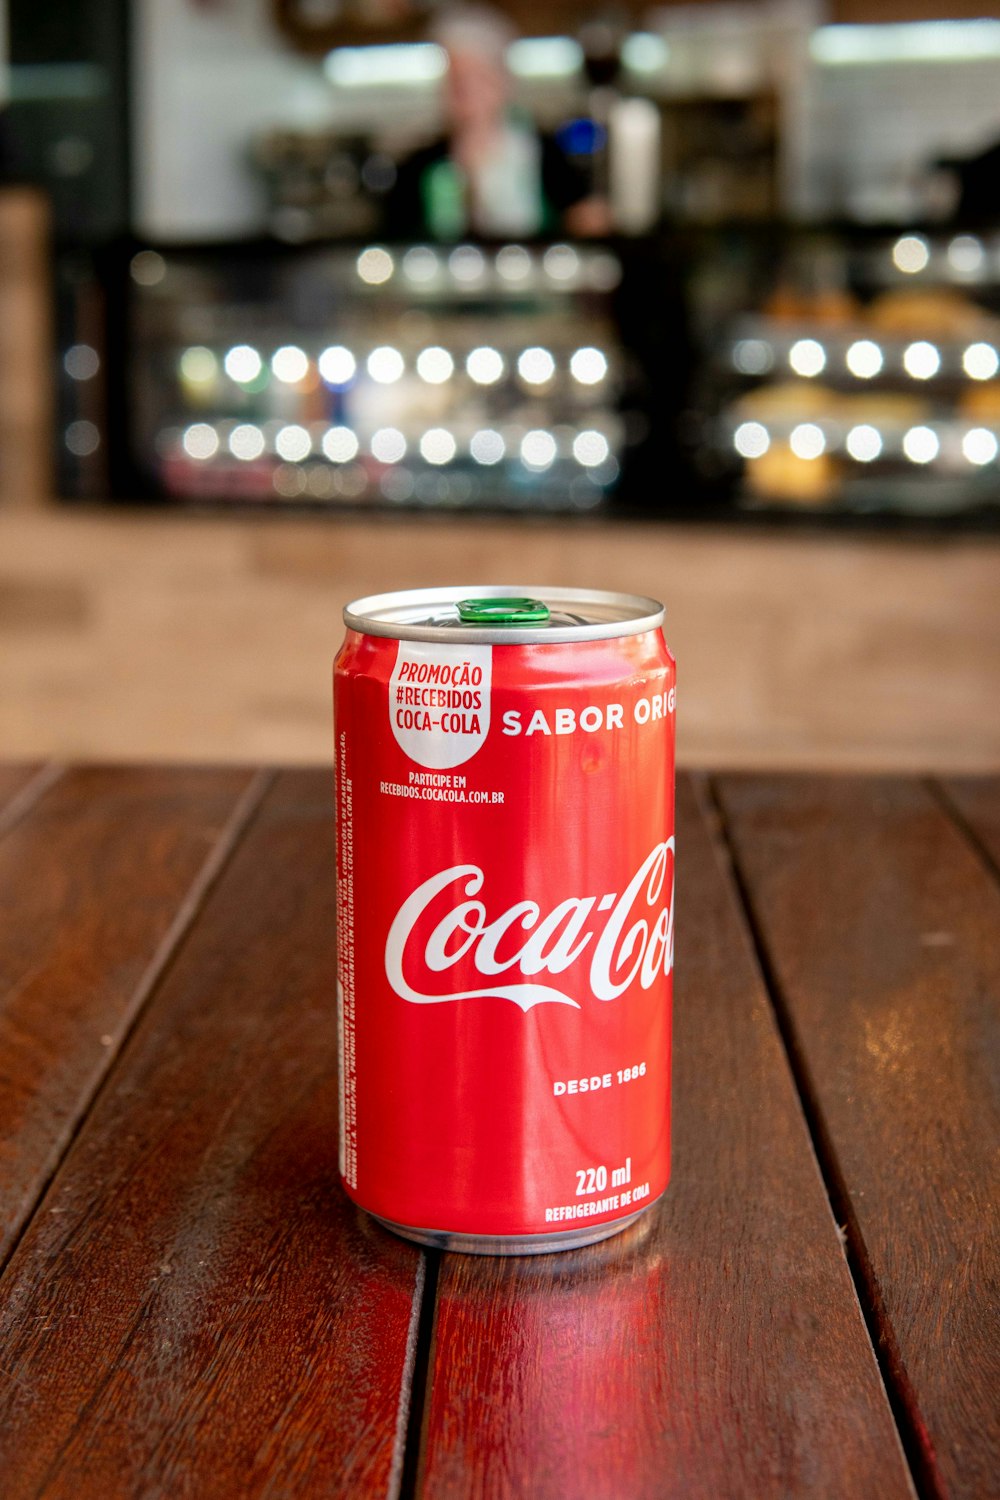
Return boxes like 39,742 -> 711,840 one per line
610,98 -> 661,235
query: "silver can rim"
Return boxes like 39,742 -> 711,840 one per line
368,1195 -> 662,1255
343,585 -> 665,644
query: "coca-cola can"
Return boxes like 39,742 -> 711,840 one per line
334,586 -> 675,1253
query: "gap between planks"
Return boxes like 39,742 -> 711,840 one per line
705,773 -> 940,1500
0,768 -> 273,1284
0,763 -> 66,843
395,1251 -> 440,1500
927,776 -> 1000,888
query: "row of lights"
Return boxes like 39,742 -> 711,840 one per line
890,233 -> 998,279
356,242 -> 620,291
734,420 -> 999,467
131,243 -> 622,294
324,34 -> 668,89
734,336 -> 1000,382
180,421 -> 613,471
131,235 -> 995,301
267,462 -> 606,510
183,342 -> 610,390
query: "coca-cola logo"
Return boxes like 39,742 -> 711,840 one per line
384,840 -> 674,1012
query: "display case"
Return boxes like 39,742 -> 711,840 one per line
127,239 -> 647,514
689,226 -> 1000,520
76,225 -> 1000,526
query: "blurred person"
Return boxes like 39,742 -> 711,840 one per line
386,4 -> 610,240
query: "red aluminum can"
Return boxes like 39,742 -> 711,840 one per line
334,586 -> 675,1253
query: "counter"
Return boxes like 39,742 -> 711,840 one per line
2,507 -> 998,769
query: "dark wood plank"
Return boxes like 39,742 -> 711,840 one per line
0,770 -> 423,1500
0,765 -> 264,1265
715,774 -> 1000,1500
938,774 -> 1000,878
417,775 -> 912,1500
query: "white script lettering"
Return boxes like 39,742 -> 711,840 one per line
384,841 -> 674,1012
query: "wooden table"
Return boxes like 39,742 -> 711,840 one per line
0,764 -> 996,1499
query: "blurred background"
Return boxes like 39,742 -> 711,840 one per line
1,0 -> 998,769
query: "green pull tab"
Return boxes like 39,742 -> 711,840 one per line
457,596 -> 551,627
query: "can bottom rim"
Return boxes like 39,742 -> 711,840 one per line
368,1197 -> 661,1256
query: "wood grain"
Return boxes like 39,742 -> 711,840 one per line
416,775 -> 912,1500
0,765 -> 263,1265
938,775 -> 1000,877
715,774 -> 1000,1500
0,770 -> 423,1500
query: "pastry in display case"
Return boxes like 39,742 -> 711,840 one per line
695,228 -> 1000,519
128,240 -> 630,514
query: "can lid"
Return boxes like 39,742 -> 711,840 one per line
457,596 -> 550,627
343,586 -> 664,644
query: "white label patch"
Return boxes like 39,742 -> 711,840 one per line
389,641 -> 492,769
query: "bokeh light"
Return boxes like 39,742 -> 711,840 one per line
416,347 -> 454,384
322,426 -> 359,462
275,424 -> 312,461
319,346 -> 356,385
518,347 -> 556,385
225,345 -> 263,384
371,427 -> 407,463
229,423 -> 266,460
271,346 -> 309,384
521,430 -> 557,468
572,430 -> 610,467
367,346 -> 405,383
470,430 -> 505,464
789,423 -> 826,460
902,425 -> 939,464
570,347 -> 608,385
356,247 -> 394,285
420,428 -> 457,464
903,341 -> 941,380
182,422 -> 219,460
892,235 -> 930,274
734,421 -> 770,459
846,424 -> 882,462
789,339 -> 826,378
846,340 -> 883,379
